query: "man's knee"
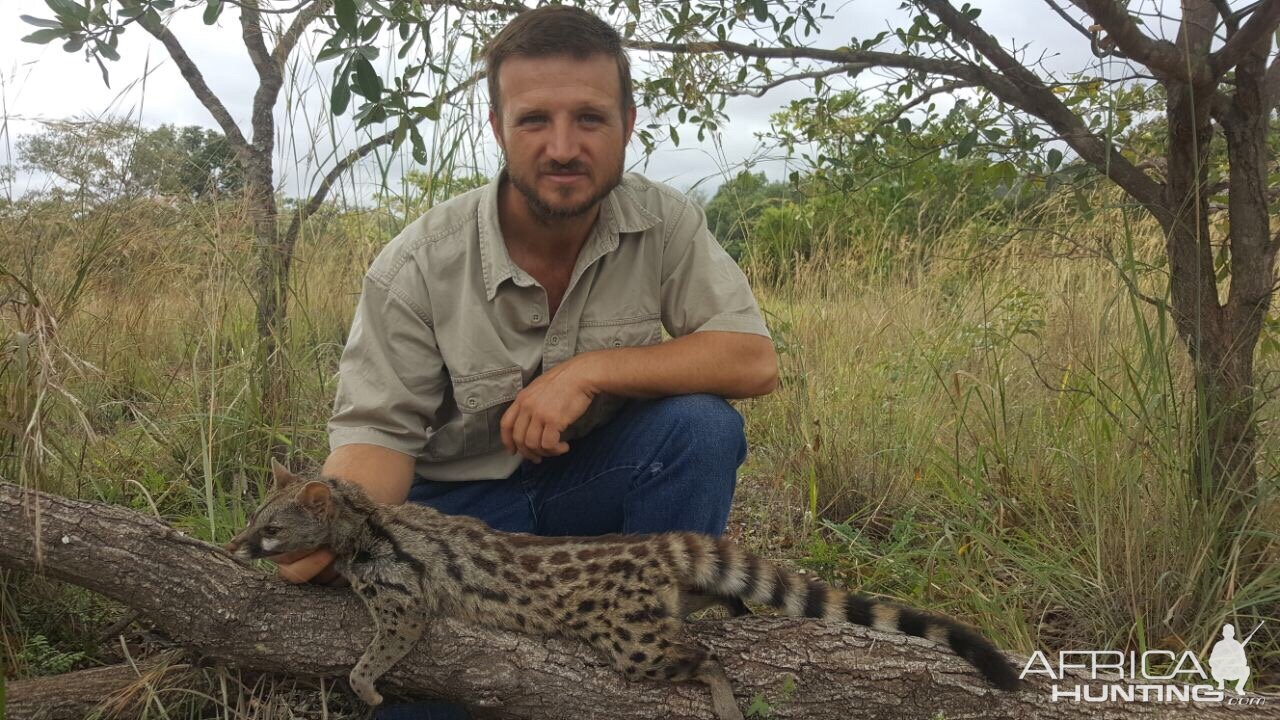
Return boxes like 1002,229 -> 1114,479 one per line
650,393 -> 747,465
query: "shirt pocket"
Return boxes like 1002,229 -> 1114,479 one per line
441,366 -> 523,459
575,313 -> 663,352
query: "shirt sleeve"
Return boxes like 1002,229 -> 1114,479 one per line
660,195 -> 771,339
328,275 -> 448,458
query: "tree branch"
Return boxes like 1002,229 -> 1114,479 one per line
875,81 -> 977,129
1211,0 -> 1280,75
1069,0 -> 1200,82
1042,0 -> 1097,44
915,0 -> 1165,210
1209,0 -> 1240,36
272,0 -> 333,71
730,64 -> 871,98
7,482 -> 1274,719
1264,53 -> 1280,110
636,28 -> 1164,210
1177,0 -> 1222,76
135,12 -> 253,157
239,0 -> 275,79
246,0 -> 331,158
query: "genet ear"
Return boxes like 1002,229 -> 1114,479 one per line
298,481 -> 334,518
270,458 -> 303,490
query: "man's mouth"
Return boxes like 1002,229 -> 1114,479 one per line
542,170 -> 587,184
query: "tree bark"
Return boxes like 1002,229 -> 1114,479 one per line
3,483 -> 1276,720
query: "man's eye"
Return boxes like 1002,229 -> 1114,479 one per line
582,114 -> 603,124
519,115 -> 546,125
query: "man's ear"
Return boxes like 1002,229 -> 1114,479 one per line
623,103 -> 637,144
298,481 -> 334,519
270,458 -> 303,490
489,106 -> 505,151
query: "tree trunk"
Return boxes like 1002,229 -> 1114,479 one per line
1158,75 -> 1263,497
3,482 -> 1275,720
245,157 -> 290,457
1195,32 -> 1280,499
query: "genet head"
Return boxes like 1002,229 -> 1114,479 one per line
223,459 -> 336,560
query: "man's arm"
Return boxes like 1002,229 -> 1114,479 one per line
271,444 -> 417,584
578,330 -> 777,398
322,443 -> 417,504
501,331 -> 776,462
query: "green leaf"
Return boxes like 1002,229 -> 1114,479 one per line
22,28 -> 67,44
336,0 -> 358,34
316,43 -> 346,62
331,76 -> 351,114
62,35 -> 84,52
47,0 -> 88,22
956,129 -> 978,159
670,126 -> 680,145
203,0 -> 223,25
1046,147 -> 1063,171
354,56 -> 382,101
96,38 -> 120,61
20,15 -> 63,28
751,0 -> 768,22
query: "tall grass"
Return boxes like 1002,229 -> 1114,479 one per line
740,189 -> 1278,685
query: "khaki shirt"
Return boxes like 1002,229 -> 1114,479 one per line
328,171 -> 770,481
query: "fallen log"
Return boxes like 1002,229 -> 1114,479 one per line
1,481 -> 1274,719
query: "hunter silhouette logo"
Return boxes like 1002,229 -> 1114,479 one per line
1209,622 -> 1258,696
1020,620 -> 1267,705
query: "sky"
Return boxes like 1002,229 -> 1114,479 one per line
0,0 -> 1130,204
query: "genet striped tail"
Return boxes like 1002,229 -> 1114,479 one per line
678,534 -> 1022,691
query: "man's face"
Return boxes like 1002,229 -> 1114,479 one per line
489,53 -> 636,221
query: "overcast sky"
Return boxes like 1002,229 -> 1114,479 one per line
1,0 -> 1144,203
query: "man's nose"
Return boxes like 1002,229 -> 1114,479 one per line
546,120 -> 580,163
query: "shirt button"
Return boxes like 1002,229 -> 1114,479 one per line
532,312 -> 542,323
466,397 -> 479,408
549,335 -> 560,346
611,339 -> 623,348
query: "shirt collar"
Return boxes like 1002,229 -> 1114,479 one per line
477,170 -> 661,301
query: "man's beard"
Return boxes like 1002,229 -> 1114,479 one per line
506,157 -> 624,223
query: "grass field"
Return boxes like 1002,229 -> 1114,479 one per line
1,183 -> 1276,715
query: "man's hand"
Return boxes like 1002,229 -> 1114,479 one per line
501,354 -> 600,462
269,547 -> 348,586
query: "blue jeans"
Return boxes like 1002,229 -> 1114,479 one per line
373,393 -> 747,719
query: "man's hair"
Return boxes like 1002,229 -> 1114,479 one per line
483,6 -> 634,116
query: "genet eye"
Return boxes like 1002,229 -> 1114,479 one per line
262,525 -> 281,536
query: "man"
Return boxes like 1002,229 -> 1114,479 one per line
275,5 -> 777,715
